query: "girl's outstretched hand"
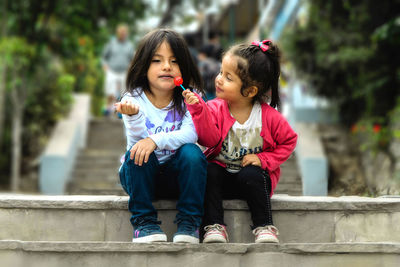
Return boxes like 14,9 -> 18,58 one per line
115,100 -> 140,116
182,89 -> 199,105
129,137 -> 157,166
242,154 -> 261,167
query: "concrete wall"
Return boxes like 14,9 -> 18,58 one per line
295,122 -> 328,196
39,94 -> 90,194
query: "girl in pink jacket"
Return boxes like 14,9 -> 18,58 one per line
183,40 -> 297,243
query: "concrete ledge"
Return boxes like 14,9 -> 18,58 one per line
295,122 -> 328,195
0,241 -> 399,267
1,195 -> 400,244
39,93 -> 91,194
1,240 -> 400,254
68,93 -> 90,148
1,194 -> 400,211
39,120 -> 80,194
290,81 -> 337,124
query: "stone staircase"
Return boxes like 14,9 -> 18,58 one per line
1,194 -> 399,266
12,119 -> 398,266
67,118 -> 303,196
67,118 -> 126,195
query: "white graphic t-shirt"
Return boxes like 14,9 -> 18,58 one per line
215,103 -> 263,173
120,92 -> 197,164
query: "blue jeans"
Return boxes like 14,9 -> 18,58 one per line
119,143 -> 207,228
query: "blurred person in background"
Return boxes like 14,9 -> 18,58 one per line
198,44 -> 220,100
183,32 -> 199,66
208,31 -> 223,62
102,23 -> 134,116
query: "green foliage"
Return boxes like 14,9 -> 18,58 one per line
0,37 -> 35,84
282,0 -> 400,126
0,38 -> 74,184
351,118 -> 390,154
64,35 -> 104,115
389,97 -> 400,140
5,0 -> 145,116
23,51 -> 75,156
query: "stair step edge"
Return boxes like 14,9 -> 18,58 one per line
1,240 -> 399,254
1,195 -> 400,211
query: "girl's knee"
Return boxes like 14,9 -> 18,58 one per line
177,144 -> 206,164
237,165 -> 265,185
205,163 -> 224,185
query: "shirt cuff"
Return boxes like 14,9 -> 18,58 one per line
123,111 -> 143,122
149,133 -> 164,149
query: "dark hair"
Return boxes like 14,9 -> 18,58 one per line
225,41 -> 281,109
125,29 -> 204,116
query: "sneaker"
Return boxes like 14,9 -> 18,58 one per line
173,218 -> 200,244
203,224 -> 229,243
252,225 -> 279,243
132,219 -> 167,243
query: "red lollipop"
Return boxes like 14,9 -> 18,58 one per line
174,76 -> 185,90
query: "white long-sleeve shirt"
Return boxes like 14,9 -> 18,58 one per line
121,92 -> 198,164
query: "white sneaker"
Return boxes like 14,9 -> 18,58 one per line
253,225 -> 279,243
173,234 -> 199,244
132,225 -> 167,243
203,224 -> 229,243
132,233 -> 167,243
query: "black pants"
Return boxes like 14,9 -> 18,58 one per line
202,163 -> 273,230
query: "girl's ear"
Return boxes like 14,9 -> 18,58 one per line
245,86 -> 258,98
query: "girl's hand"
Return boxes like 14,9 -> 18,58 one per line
115,100 -> 139,116
182,89 -> 199,105
130,137 -> 157,166
242,154 -> 261,167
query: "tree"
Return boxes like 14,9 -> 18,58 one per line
0,38 -> 35,191
283,0 -> 400,125
0,0 -> 146,189
0,0 -> 8,150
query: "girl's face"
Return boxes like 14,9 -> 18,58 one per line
215,54 -> 246,102
147,41 -> 182,94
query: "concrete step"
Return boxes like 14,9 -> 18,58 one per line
74,160 -> 121,169
86,119 -> 125,150
1,195 -> 399,244
67,181 -> 122,192
76,149 -> 123,158
71,169 -> 120,180
69,188 -> 126,196
1,240 -> 399,267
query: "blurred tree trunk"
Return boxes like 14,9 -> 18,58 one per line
0,65 -> 6,150
10,69 -> 26,192
0,0 -> 7,149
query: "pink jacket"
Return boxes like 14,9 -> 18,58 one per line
186,95 -> 298,195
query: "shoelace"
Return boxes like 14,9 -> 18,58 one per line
204,224 -> 229,241
136,217 -> 162,233
137,223 -> 162,233
174,216 -> 198,233
252,225 -> 279,236
179,222 -> 197,233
